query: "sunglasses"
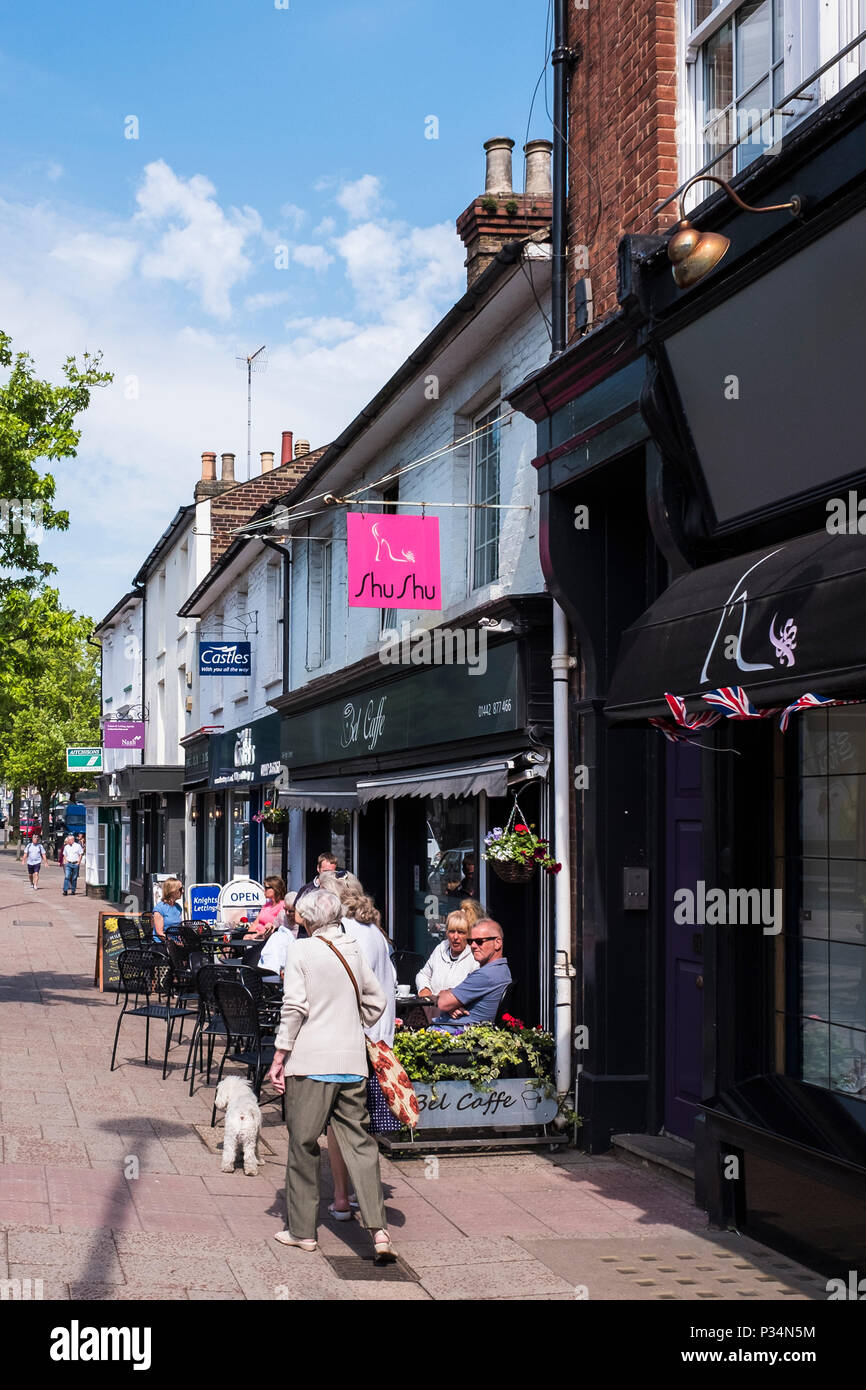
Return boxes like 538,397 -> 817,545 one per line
469,936 -> 499,946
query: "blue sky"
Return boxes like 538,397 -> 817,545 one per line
0,0 -> 553,618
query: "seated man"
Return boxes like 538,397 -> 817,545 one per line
431,919 -> 511,1033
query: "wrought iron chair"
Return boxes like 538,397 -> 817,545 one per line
210,978 -> 279,1126
110,949 -> 195,1079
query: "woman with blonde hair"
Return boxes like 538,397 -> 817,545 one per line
416,909 -> 478,998
460,898 -> 486,929
318,870 -> 397,1218
152,877 -> 184,949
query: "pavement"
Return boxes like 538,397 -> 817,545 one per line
0,848 -> 827,1302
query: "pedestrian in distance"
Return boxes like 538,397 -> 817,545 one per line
61,834 -> 84,896
20,831 -> 48,889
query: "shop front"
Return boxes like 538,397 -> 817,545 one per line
207,714 -> 284,885
274,619 -> 554,1026
509,75 -> 866,1273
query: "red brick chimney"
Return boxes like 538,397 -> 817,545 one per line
456,138 -> 553,287
280,431 -> 293,466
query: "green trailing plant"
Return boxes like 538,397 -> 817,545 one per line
393,1019 -> 554,1088
504,198 -> 519,216
480,195 -> 499,214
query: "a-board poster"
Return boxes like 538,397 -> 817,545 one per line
93,912 -> 151,992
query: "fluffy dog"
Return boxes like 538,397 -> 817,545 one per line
215,1077 -> 262,1176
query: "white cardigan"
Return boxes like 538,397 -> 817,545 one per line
341,917 -> 397,1046
415,939 -> 478,996
275,924 -> 386,1076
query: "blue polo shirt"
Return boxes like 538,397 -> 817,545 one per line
433,956 -> 512,1032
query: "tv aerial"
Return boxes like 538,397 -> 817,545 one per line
235,344 -> 268,480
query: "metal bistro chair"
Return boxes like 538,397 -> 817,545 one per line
392,949 -> 425,988
210,978 -> 280,1126
110,949 -> 196,1079
114,916 -> 150,1004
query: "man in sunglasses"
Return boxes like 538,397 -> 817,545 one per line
431,919 -> 511,1033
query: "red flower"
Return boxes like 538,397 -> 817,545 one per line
264,800 -> 272,808
514,823 -> 529,833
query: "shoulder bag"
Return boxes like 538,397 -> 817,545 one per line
317,936 -> 420,1129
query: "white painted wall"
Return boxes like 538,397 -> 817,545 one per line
98,596 -> 143,776
141,511 -> 209,769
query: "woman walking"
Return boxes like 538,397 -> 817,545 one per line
266,888 -> 398,1262
318,871 -> 398,1218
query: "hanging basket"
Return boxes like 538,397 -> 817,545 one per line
261,817 -> 287,834
489,859 -> 536,884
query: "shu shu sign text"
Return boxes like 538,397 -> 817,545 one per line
347,512 -> 442,610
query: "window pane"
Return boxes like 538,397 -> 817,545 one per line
830,1024 -> 866,1096
829,943 -> 866,1031
735,77 -> 771,170
827,777 -> 866,859
736,0 -> 771,95
329,810 -> 352,872
704,20 -> 734,115
425,796 -> 477,926
472,406 -> 500,588
693,0 -> 716,26
801,937 -> 829,1018
800,778 -> 828,858
828,859 -> 866,943
800,858 -> 829,939
773,0 -> 784,63
801,1017 -> 829,1088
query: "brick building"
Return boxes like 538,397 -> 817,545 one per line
509,1 -> 866,1275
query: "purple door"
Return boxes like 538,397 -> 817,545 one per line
664,740 -> 704,1139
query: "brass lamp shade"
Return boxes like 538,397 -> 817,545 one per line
668,219 -> 730,288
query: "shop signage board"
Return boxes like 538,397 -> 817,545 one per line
93,912 -> 150,992
209,713 -> 282,788
347,512 -> 441,610
282,641 -> 522,769
412,1079 -> 558,1129
217,875 -> 266,927
66,746 -> 103,772
188,883 -> 220,924
103,721 -> 145,750
199,641 -> 251,676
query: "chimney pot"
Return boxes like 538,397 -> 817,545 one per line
261,450 -> 275,474
483,137 -> 515,195
524,139 -> 553,197
220,452 -> 236,482
280,431 -> 293,466
201,451 -> 217,481
294,439 -> 310,458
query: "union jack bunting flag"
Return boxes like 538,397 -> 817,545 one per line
779,693 -> 840,733
663,692 -> 722,730
702,687 -> 780,720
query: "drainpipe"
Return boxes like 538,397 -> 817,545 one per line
552,600 -> 576,1104
551,0 -> 578,357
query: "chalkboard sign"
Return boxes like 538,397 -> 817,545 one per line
93,912 -> 151,992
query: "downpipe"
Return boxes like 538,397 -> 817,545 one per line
551,600 -> 576,1120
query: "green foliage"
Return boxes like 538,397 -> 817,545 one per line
0,587 -> 100,811
504,199 -> 520,216
394,1022 -> 554,1088
480,196 -> 499,214
0,329 -> 111,592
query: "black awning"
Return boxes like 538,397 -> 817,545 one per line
356,757 -> 514,804
277,778 -> 359,813
606,531 -> 866,723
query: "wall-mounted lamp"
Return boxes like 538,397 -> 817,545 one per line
667,175 -> 802,289
213,805 -> 223,821
190,806 -> 198,823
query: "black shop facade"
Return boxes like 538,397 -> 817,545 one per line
509,75 -> 866,1275
271,607 -> 555,1028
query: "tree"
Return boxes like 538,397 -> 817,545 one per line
0,590 -> 100,833
0,329 -> 111,593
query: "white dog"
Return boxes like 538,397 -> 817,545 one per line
215,1077 -> 262,1176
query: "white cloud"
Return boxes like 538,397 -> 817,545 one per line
292,244 -> 334,273
313,216 -> 336,237
243,289 -> 292,312
279,202 -> 306,232
136,160 -> 262,319
50,231 -> 139,288
336,174 -> 382,221
46,161 -> 63,182
284,315 -> 358,344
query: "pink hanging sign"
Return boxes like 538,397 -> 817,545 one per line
347,512 -> 442,610
103,721 -> 145,749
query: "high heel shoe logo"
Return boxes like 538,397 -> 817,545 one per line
372,522 -> 415,565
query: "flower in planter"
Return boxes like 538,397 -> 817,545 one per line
483,820 -> 559,874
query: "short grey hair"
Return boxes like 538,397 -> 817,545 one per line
294,888 -> 342,934
475,917 -> 504,945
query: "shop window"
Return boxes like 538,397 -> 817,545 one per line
329,810 -> 353,871
232,794 -> 250,875
792,708 -> 866,1100
471,405 -> 501,590
424,796 -> 477,932
205,794 -> 217,882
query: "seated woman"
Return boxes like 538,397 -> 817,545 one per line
415,910 -> 478,998
254,892 -> 299,975
244,875 -> 288,939
152,877 -> 184,951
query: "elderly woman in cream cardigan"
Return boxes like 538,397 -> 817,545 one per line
266,888 -> 397,1263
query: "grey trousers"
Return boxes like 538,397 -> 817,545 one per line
284,1077 -> 386,1239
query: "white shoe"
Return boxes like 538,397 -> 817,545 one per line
273,1230 -> 317,1252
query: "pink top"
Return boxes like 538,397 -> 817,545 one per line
252,899 -> 286,934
